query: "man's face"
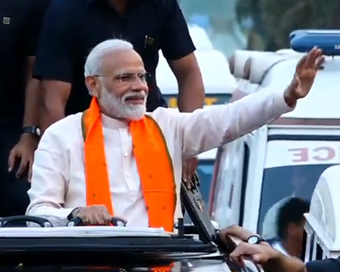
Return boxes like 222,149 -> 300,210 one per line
89,49 -> 149,120
287,219 -> 306,243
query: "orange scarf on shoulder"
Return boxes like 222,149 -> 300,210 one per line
81,98 -> 176,232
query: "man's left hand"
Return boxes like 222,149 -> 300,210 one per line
284,47 -> 324,107
182,157 -> 199,189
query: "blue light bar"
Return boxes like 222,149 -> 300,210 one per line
290,29 -> 340,55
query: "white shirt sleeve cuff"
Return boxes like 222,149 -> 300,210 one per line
273,90 -> 296,113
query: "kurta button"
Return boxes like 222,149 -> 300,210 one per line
163,206 -> 166,210
124,152 -> 128,157
146,206 -> 149,211
148,174 -> 152,179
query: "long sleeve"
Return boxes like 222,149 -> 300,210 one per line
173,89 -> 294,158
26,124 -> 73,227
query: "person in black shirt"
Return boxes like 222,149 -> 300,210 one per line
33,0 -> 205,133
0,0 -> 49,217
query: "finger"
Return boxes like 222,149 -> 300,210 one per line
182,164 -> 191,189
295,54 -> 308,72
96,214 -> 106,225
192,158 -> 199,171
92,208 -> 105,225
315,55 -> 325,69
252,253 -> 265,263
230,242 -> 256,258
185,163 -> 192,181
79,213 -> 89,225
223,225 -> 250,240
229,256 -> 245,271
88,213 -> 97,225
304,47 -> 316,68
7,150 -> 18,172
185,178 -> 192,189
16,157 -> 29,177
308,47 -> 321,68
102,208 -> 113,225
186,161 -> 194,179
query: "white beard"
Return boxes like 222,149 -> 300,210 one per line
99,87 -> 147,121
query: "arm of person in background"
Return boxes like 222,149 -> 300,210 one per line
230,240 -> 340,272
33,0 -> 76,132
8,0 -> 50,181
160,0 -> 205,184
228,237 -> 306,272
219,225 -> 340,272
172,48 -> 323,158
161,0 -> 205,112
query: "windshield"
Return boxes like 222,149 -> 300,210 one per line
164,94 -> 231,108
258,139 -> 340,237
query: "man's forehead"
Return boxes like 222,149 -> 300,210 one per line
101,49 -> 145,73
118,68 -> 146,74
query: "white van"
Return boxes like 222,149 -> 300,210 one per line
208,32 -> 340,237
156,25 -> 235,108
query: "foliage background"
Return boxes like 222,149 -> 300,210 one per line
235,0 -> 340,50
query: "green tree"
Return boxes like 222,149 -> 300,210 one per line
236,0 -> 340,50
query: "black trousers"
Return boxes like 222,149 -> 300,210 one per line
0,125 -> 30,217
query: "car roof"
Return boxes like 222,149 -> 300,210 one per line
230,50 -> 340,121
261,56 -> 340,119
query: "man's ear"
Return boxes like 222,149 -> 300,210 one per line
85,76 -> 100,97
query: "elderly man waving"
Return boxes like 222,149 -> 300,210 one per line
26,39 -> 323,229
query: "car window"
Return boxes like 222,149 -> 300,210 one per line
258,139 -> 340,237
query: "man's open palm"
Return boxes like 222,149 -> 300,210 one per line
292,47 -> 325,98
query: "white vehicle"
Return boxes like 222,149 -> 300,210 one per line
209,30 -> 340,239
156,25 -> 236,108
304,165 -> 340,262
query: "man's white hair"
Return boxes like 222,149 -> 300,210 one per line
84,39 -> 133,77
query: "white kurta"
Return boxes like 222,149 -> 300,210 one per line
26,89 -> 293,227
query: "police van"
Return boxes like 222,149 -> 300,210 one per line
156,25 -> 235,108
208,30 -> 340,239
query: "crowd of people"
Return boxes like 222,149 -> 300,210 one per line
1,0 -> 340,271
